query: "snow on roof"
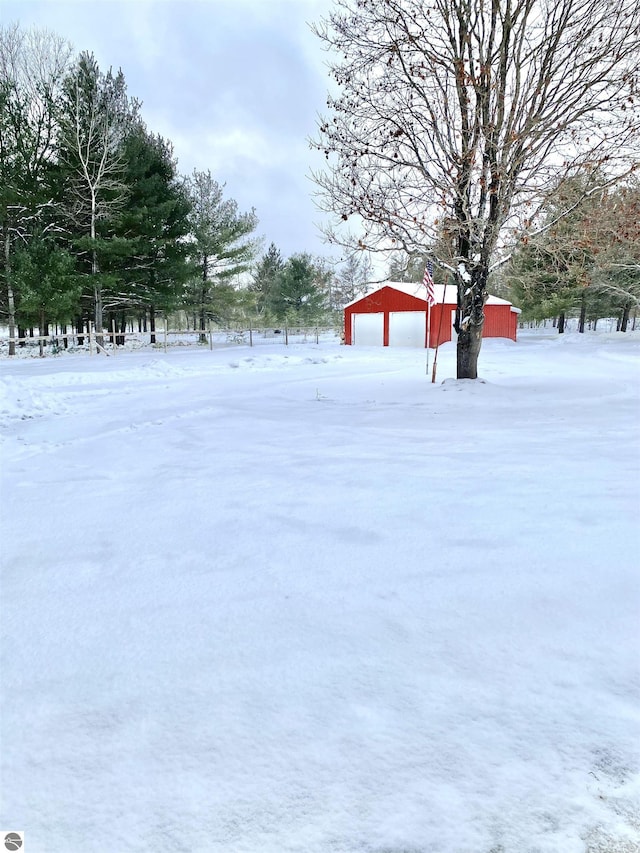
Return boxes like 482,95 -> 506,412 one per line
344,280 -> 513,308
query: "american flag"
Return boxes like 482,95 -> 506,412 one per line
423,260 -> 435,306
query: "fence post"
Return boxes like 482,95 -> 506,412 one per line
285,326 -> 288,346
249,324 -> 253,347
89,322 -> 94,356
209,328 -> 213,351
164,318 -> 168,353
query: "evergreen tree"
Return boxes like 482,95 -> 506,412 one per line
588,181 -> 640,324
506,174 -> 639,331
268,253 -> 326,323
249,243 -> 284,318
113,121 -> 193,342
508,242 -> 584,331
184,169 -> 258,335
12,234 -> 80,354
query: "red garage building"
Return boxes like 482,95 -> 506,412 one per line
344,281 -> 520,348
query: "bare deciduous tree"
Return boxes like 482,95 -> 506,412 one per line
588,182 -> 640,315
334,250 -> 372,307
58,52 -> 133,347
311,0 -> 640,377
0,23 -> 72,354
507,174 -> 640,332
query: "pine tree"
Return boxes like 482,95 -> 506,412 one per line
507,174 -> 639,330
112,121 -> 193,342
184,170 -> 258,336
12,235 -> 80,354
268,254 -> 326,323
249,243 -> 285,318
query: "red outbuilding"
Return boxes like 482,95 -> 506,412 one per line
344,281 -> 521,348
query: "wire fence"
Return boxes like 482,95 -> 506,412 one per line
0,323 -> 342,358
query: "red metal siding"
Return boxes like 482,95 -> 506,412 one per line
345,287 -> 451,347
345,286 -> 517,346
483,305 -> 518,341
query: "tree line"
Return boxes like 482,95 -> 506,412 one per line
0,23 -> 372,355
503,175 -> 639,333
386,172 -> 639,334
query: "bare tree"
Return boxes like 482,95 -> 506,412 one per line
0,23 -> 72,354
333,250 -> 372,307
58,52 -> 133,347
588,182 -> 640,315
506,174 -> 640,332
311,0 -> 640,377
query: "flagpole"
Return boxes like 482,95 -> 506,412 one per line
426,300 -> 431,375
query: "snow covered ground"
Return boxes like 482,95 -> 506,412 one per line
1,330 -> 639,853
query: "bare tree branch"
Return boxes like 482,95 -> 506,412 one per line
311,0 -> 640,376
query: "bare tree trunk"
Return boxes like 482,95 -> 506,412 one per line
62,66 -> 128,352
456,322 -> 484,379
1,32 -> 72,357
620,303 -> 630,332
39,307 -> 45,357
455,266 -> 486,379
199,260 -> 208,343
4,227 -> 16,356
90,195 -> 104,349
199,307 -> 207,344
149,303 -> 156,344
558,313 -> 566,334
578,293 -> 587,333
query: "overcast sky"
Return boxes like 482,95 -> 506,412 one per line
1,0 -> 343,263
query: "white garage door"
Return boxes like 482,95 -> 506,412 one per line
389,311 -> 427,348
352,312 -> 384,346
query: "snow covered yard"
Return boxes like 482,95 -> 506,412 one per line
1,330 -> 639,853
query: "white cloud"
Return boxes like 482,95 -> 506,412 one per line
2,0 -> 339,259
